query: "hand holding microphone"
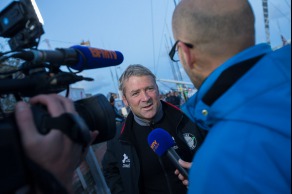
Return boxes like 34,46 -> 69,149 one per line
147,128 -> 189,180
175,159 -> 192,187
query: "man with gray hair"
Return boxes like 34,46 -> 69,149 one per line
102,64 -> 206,194
170,0 -> 291,193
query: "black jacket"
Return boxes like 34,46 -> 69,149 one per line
102,101 -> 206,194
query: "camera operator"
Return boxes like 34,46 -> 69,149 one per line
13,94 -> 98,194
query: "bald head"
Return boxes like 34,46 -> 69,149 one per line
172,0 -> 255,56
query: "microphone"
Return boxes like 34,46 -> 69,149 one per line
147,128 -> 189,179
13,45 -> 124,71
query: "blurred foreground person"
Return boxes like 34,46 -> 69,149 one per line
3,94 -> 97,194
170,0 -> 291,193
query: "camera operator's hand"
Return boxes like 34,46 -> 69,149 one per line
15,94 -> 98,193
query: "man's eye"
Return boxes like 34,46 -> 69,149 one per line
132,92 -> 138,96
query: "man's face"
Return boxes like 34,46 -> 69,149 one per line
178,44 -> 206,89
122,75 -> 160,121
178,48 -> 198,87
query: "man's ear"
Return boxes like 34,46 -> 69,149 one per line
122,95 -> 129,107
178,41 -> 195,68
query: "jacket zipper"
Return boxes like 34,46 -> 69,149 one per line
158,158 -> 173,194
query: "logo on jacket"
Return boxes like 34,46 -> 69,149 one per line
183,133 -> 197,150
122,153 -> 130,168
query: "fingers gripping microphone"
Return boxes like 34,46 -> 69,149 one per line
147,128 -> 188,179
14,45 -> 124,71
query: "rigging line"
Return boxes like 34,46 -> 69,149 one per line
41,39 -> 78,45
276,19 -> 282,34
165,18 -> 172,41
269,0 -> 291,22
109,67 -> 118,95
163,0 -> 178,55
284,0 -> 291,9
150,0 -> 156,73
173,0 -> 178,7
155,0 -> 171,76
164,35 -> 178,81
157,80 -> 176,91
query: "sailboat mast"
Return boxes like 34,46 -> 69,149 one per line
262,0 -> 271,44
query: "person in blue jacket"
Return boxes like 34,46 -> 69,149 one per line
170,0 -> 291,193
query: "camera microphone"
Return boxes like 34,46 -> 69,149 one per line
13,45 -> 124,70
147,128 -> 189,179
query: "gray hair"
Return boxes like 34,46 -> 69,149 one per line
119,64 -> 156,95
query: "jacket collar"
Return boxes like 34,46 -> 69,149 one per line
119,100 -> 183,142
133,102 -> 163,126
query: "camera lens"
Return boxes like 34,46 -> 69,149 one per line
74,94 -> 116,144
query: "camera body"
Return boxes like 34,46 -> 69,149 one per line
0,0 -> 116,192
0,0 -> 44,50
0,0 -> 116,144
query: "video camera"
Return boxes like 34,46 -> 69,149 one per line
0,0 -> 119,192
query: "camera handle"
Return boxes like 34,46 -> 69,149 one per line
31,105 -> 91,146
